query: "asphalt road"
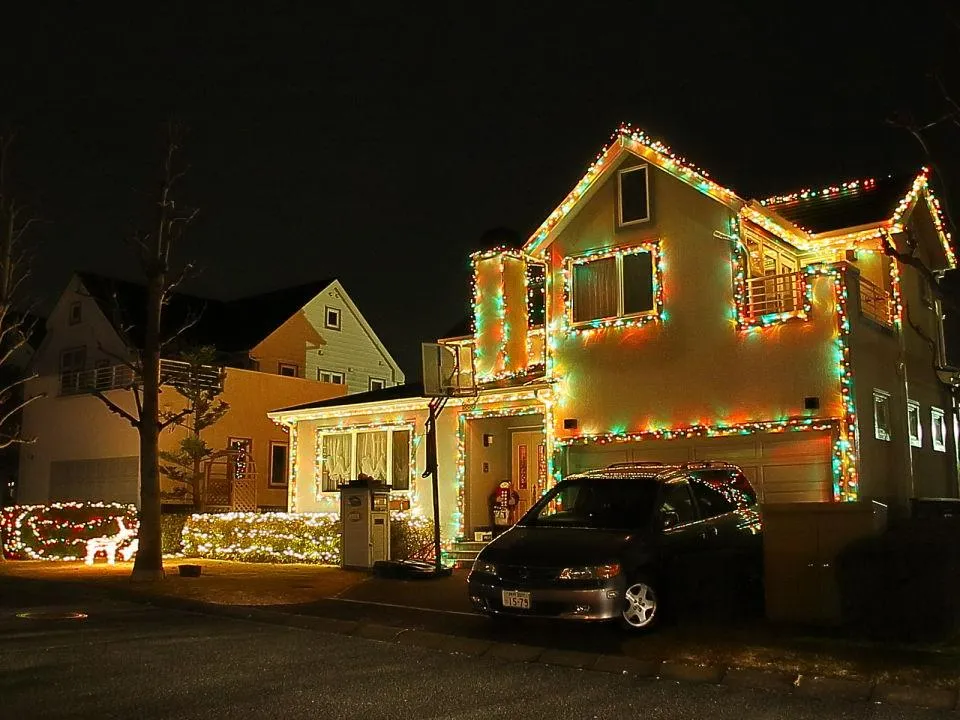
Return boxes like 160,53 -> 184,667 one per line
0,577 -> 953,719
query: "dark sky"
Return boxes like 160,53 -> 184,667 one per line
3,1 -> 959,377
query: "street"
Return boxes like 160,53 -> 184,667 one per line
0,577 -> 954,719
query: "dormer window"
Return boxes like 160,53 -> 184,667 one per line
571,246 -> 655,324
69,302 -> 82,325
618,165 -> 650,226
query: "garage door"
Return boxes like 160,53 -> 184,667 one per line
564,430 -> 834,503
49,457 -> 140,505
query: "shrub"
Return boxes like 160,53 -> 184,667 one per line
390,511 -> 433,560
1,503 -> 138,560
160,512 -> 190,555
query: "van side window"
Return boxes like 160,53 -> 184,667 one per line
659,481 -> 698,526
689,475 -> 736,518
696,469 -> 757,508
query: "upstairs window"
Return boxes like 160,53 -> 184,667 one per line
618,165 -> 650,226
571,247 -> 655,324
325,306 -> 341,330
69,301 -> 82,325
278,363 -> 298,377
873,389 -> 891,442
369,378 -> 386,391
931,407 -> 947,452
318,369 -> 345,384
907,400 -> 922,448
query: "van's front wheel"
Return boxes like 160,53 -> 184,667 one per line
620,577 -> 659,631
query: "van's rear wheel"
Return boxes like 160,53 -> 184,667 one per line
620,577 -> 659,631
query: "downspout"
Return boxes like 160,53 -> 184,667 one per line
935,296 -> 960,496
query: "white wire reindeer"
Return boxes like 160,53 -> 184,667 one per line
84,517 -> 139,565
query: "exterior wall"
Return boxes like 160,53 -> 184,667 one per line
160,369 -> 345,509
257,282 -> 404,394
547,158 -> 843,444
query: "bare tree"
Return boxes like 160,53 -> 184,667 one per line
91,123 -> 197,581
0,134 -> 41,458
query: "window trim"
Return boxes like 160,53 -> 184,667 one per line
931,407 -> 947,452
278,362 -> 298,377
568,244 -> 659,328
907,399 -> 922,448
268,441 -> 289,487
317,425 -> 414,495
68,301 -> 82,325
873,389 -> 892,442
369,377 -> 386,391
324,306 -> 341,330
318,369 -> 345,384
617,164 -> 651,227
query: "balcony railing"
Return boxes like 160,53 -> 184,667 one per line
59,359 -> 222,396
859,277 -> 894,327
744,271 -> 805,320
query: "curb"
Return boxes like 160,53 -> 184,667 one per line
17,579 -> 960,713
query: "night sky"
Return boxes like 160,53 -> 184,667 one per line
3,2 -> 959,377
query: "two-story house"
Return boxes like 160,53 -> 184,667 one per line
18,272 -> 404,510
269,125 -> 957,547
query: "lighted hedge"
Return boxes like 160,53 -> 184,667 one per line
181,511 -> 435,565
1,503 -> 139,561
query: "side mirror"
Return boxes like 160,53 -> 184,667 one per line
661,511 -> 680,530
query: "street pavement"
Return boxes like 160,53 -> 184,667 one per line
1,575 -> 955,719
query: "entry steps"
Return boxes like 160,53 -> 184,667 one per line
446,540 -> 488,568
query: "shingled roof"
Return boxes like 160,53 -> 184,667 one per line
759,173 -> 918,234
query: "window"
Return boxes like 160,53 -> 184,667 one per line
69,302 -> 82,325
689,475 -> 736,518
522,478 -> 659,530
318,369 -> 345,384
659,480 -> 698,527
278,363 -> 298,377
369,378 -> 386,391
618,165 -> 650,225
931,407 -> 947,452
907,400 -> 922,448
319,427 -> 412,492
571,247 -> 655,324
59,346 -> 87,393
873,390 -> 891,441
269,442 -> 289,487
325,306 -> 341,330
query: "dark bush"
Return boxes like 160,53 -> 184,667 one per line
836,519 -> 960,641
160,512 -> 190,555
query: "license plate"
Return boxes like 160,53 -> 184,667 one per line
501,590 -> 531,609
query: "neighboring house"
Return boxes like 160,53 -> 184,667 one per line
269,125 -> 958,547
18,273 -> 403,510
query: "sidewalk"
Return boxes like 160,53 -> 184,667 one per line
3,558 -> 959,707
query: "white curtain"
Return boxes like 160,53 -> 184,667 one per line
357,431 -> 387,481
573,257 -> 618,322
321,433 -> 351,492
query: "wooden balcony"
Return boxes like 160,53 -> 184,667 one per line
858,277 -> 894,327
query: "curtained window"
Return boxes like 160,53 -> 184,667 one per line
391,430 -> 411,491
319,428 -> 413,492
357,431 -> 388,480
321,433 -> 352,491
572,248 -> 656,323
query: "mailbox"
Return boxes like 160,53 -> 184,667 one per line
339,478 -> 392,569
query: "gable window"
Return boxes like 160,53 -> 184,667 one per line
59,346 -> 88,394
618,165 -> 650,226
369,378 -> 386,391
278,363 -> 298,377
318,369 -> 345,384
571,246 -> 655,324
319,427 -> 412,493
907,400 -> 922,448
69,301 -> 82,325
269,442 -> 289,487
325,306 -> 341,330
873,390 -> 891,442
931,407 -> 947,452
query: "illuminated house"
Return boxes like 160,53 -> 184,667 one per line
18,273 -> 403,510
269,126 -> 957,547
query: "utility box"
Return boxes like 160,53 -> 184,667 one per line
762,501 -> 887,625
339,478 -> 391,569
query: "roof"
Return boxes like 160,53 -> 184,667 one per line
76,272 -> 335,354
572,460 -> 742,481
759,173 -> 918,234
271,381 -> 425,414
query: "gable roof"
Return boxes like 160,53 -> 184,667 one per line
271,381 -> 425,414
75,272 -> 337,354
758,173 -> 918,234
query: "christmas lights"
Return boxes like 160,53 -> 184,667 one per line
1,503 -> 138,561
84,517 -> 138,564
891,169 -> 957,268
760,177 -> 877,208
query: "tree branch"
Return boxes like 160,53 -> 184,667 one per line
159,407 -> 193,431
92,390 -> 140,427
880,229 -> 958,315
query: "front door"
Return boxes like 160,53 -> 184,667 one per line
511,429 -> 546,517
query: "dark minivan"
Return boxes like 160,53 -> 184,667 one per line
467,461 -> 761,631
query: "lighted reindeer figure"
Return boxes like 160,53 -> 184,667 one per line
84,517 -> 139,565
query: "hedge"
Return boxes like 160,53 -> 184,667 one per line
161,512 -> 190,555
1,503 -> 138,560
181,510 -> 435,565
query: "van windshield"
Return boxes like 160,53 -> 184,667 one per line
520,477 -> 659,530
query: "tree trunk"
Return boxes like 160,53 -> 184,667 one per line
132,272 -> 165,581
192,455 -> 202,513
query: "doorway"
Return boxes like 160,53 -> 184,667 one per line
511,428 -> 546,516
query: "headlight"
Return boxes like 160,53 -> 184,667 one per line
472,559 -> 497,575
558,563 -> 620,580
